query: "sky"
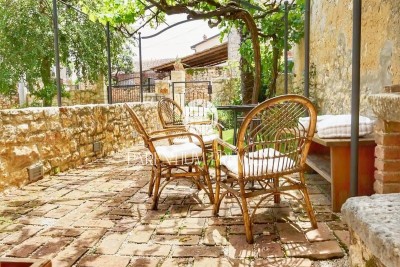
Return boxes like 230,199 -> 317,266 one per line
133,14 -> 221,61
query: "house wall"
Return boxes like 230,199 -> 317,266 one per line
294,0 -> 400,116
0,102 -> 159,191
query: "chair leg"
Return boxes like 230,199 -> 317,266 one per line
241,196 -> 254,244
148,166 -> 155,197
204,171 -> 214,204
274,177 -> 281,204
151,165 -> 162,210
213,166 -> 221,216
300,173 -> 317,228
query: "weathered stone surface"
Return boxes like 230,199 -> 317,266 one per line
342,194 -> 400,267
0,103 -> 159,191
370,93 -> 400,123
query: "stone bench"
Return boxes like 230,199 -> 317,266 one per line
342,194 -> 400,267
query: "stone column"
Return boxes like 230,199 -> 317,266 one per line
171,70 -> 186,107
369,85 -> 400,193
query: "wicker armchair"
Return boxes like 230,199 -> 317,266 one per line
157,98 -> 223,150
125,103 -> 214,210
213,95 -> 318,244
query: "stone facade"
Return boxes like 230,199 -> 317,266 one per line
0,102 -> 159,191
294,0 -> 400,116
185,65 -> 240,105
369,89 -> 400,193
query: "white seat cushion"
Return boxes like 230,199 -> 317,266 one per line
246,148 -> 282,159
172,134 -> 219,145
317,115 -> 374,138
220,154 -> 295,176
155,143 -> 203,162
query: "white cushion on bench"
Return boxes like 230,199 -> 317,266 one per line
156,143 -> 203,162
317,115 -> 374,138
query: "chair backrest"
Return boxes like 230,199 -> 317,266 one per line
158,98 -> 184,128
236,95 -> 317,179
124,103 -> 151,147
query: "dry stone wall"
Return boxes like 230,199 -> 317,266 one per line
0,102 -> 159,191
294,0 -> 400,116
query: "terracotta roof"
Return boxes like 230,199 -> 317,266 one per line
151,43 -> 228,72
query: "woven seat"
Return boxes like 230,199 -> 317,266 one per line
213,95 -> 318,244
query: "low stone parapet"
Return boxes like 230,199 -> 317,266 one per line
342,194 -> 400,267
0,102 -> 159,191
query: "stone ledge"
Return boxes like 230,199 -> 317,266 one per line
369,93 -> 400,123
342,194 -> 400,267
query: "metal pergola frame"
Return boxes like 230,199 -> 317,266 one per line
51,0 -> 363,196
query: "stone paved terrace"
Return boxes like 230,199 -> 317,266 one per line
0,146 -> 349,267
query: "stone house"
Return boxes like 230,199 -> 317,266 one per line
293,0 -> 399,116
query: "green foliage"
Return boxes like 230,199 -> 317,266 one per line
29,81 -> 70,107
0,0 -> 132,106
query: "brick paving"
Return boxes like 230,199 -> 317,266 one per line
0,146 -> 349,266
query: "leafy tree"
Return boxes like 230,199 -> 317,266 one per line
84,0 -> 304,104
0,0 -> 132,106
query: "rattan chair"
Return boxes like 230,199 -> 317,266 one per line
213,95 -> 318,244
157,98 -> 223,150
125,103 -> 214,210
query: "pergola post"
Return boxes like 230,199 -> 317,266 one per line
139,32 -> 144,102
350,0 -> 362,197
52,0 -> 62,107
106,21 -> 113,104
304,0 -> 310,98
284,1 -> 289,95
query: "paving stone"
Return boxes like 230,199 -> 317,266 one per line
170,204 -> 190,217
153,234 -> 200,245
190,209 -> 214,218
334,230 -> 350,247
78,255 -> 130,267
119,243 -> 171,256
276,223 -> 308,243
156,218 -> 181,234
173,245 -> 223,258
1,225 -> 42,245
7,236 -> 51,257
179,217 -> 205,235
32,237 -> 72,259
283,240 -> 344,260
17,216 -> 57,226
130,258 -> 160,267
71,229 -> 106,248
96,232 -> 128,254
0,244 -> 10,255
161,258 -> 190,267
202,226 -> 227,245
230,224 -> 274,236
253,258 -> 313,266
45,205 -> 76,219
193,257 -> 252,267
304,222 -> 336,242
39,227 -> 85,237
127,225 -> 155,243
73,218 -> 115,228
228,235 -> 255,258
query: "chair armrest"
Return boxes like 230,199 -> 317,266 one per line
213,138 -> 238,153
149,128 -> 187,136
149,132 -> 206,150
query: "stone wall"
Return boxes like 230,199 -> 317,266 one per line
0,94 -> 19,110
0,102 -> 159,191
294,0 -> 400,116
